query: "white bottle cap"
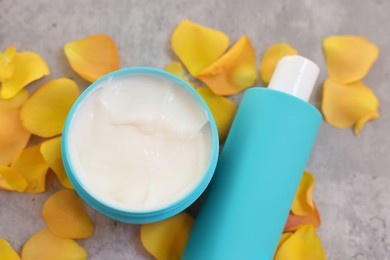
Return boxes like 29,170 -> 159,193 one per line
268,55 -> 319,102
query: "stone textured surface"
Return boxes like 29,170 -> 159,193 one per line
1,0 -> 389,259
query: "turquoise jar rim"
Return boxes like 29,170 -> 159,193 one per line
62,67 -> 219,223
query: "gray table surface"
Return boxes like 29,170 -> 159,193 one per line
1,0 -> 389,259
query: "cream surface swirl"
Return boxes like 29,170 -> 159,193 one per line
67,74 -> 212,210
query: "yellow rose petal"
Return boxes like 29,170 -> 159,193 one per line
11,144 -> 49,193
42,189 -> 94,239
0,238 -> 21,260
0,89 -> 29,109
291,171 -> 315,216
40,137 -> 73,189
165,61 -> 194,87
0,46 -> 17,82
1,51 -> 50,99
0,166 -> 28,192
322,79 -> 379,133
323,36 -> 379,84
20,78 -> 80,137
198,35 -> 257,96
22,230 -> 87,260
259,43 -> 298,84
141,212 -> 194,260
276,232 -> 293,253
0,108 -> 31,166
197,87 -> 237,141
64,34 -> 120,82
285,204 -> 321,232
171,20 -> 229,77
275,225 -> 326,260
0,174 -> 8,190
354,110 -> 379,135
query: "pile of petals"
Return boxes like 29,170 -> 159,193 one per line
0,190 -> 93,259
0,34 -> 120,258
170,19 -> 260,141
22,190 -> 93,260
275,171 -> 325,259
321,36 -> 379,135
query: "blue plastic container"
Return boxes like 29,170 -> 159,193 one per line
62,67 -> 219,223
183,56 -> 322,260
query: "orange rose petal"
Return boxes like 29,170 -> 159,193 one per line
141,212 -> 194,260
10,144 -> 49,193
0,108 -> 31,166
165,61 -> 194,87
284,204 -> 321,232
291,171 -> 315,216
42,189 -> 94,239
259,43 -> 298,84
0,238 -> 21,260
64,34 -> 120,82
171,20 -> 229,77
1,51 -> 50,99
20,78 -> 80,137
0,85 -> 30,167
198,35 -> 257,96
22,230 -> 87,260
40,137 -> 73,189
0,89 -> 29,109
0,166 -> 28,192
322,79 -> 379,133
323,36 -> 379,84
275,225 -> 326,260
197,87 -> 237,141
275,232 -> 293,253
0,46 -> 17,82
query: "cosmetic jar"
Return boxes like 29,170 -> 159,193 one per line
62,67 -> 219,223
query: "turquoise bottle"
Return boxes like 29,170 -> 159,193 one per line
183,56 -> 322,260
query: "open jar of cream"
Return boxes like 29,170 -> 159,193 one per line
62,67 -> 219,223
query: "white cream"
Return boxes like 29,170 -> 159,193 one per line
68,74 -> 212,211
